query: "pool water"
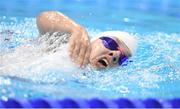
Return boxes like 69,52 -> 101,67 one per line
0,0 -> 180,100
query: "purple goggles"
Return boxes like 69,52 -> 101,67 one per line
99,36 -> 128,65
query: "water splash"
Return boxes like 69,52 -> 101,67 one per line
73,32 -> 180,98
0,16 -> 180,99
0,17 -> 79,83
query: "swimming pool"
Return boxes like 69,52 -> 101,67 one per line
0,0 -> 180,108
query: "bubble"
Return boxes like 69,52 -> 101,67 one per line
1,96 -> 8,101
123,17 -> 130,22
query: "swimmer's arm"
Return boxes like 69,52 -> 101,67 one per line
36,11 -> 91,67
36,11 -> 82,35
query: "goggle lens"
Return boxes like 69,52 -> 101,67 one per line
99,36 -> 128,65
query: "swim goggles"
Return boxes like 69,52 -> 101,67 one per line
99,36 -> 128,65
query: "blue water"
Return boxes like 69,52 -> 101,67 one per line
0,0 -> 180,100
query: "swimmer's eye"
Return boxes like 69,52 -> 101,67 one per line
113,57 -> 118,63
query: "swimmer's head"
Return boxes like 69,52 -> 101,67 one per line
89,31 -> 137,69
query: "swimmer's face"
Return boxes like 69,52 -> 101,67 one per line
90,38 -> 123,69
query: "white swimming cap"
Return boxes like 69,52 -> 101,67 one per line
93,31 -> 137,56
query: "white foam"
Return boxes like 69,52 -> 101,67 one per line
0,40 -> 78,80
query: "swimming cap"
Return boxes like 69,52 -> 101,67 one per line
94,31 -> 137,56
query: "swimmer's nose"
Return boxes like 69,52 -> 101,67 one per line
108,52 -> 119,64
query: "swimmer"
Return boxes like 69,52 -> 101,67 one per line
36,11 -> 137,69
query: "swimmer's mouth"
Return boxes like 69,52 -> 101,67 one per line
98,58 -> 108,67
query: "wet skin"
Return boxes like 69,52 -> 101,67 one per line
90,38 -> 123,69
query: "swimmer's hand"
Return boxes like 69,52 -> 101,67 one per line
36,11 -> 91,67
69,26 -> 91,67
